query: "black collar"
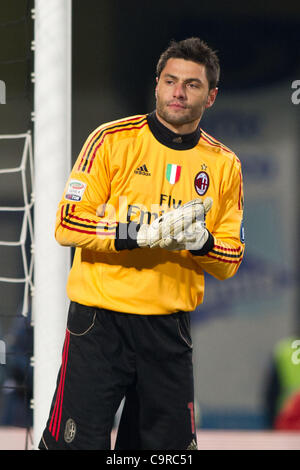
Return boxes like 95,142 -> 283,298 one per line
147,111 -> 201,150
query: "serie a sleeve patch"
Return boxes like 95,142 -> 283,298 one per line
240,220 -> 245,244
65,179 -> 87,202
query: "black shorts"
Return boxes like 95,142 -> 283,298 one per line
39,302 -> 197,450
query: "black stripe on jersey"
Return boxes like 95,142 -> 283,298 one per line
64,217 -> 116,232
63,204 -> 116,232
81,117 -> 147,173
211,248 -> 243,259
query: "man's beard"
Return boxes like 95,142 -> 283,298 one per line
156,97 -> 204,129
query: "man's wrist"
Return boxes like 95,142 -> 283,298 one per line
189,231 -> 214,256
115,222 -> 140,251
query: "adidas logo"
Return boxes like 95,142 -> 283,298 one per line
134,164 -> 151,176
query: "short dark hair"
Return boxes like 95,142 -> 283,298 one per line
156,37 -> 220,90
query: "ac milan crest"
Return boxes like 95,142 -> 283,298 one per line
194,171 -> 209,196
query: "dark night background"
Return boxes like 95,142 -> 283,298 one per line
72,1 -> 300,151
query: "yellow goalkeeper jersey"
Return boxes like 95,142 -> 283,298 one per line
55,112 -> 245,314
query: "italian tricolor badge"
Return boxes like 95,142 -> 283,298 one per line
166,164 -> 181,184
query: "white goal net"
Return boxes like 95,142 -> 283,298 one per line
0,132 -> 34,449
0,132 -> 34,318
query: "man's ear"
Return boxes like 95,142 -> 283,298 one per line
205,87 -> 218,109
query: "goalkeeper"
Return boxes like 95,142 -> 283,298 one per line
39,37 -> 245,450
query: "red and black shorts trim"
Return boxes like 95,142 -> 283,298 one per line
48,330 -> 70,443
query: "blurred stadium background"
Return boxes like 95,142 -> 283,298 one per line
0,0 -> 300,450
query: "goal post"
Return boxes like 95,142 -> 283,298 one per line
33,0 -> 72,449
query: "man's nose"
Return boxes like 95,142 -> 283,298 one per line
173,83 -> 186,99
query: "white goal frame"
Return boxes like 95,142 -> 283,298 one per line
33,0 -> 72,449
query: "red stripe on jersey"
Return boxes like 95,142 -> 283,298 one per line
69,213 -> 118,227
207,253 -> 241,264
78,116 -> 146,171
87,121 -> 148,173
200,132 -> 232,153
61,221 -> 116,236
214,245 -> 242,253
200,134 -> 232,153
60,205 -> 117,233
238,170 -> 242,210
68,214 -> 98,224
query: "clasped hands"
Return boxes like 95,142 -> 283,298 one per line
137,197 -> 213,251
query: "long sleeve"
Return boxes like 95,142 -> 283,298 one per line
190,156 -> 245,280
55,129 -> 119,253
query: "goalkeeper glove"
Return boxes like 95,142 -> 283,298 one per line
136,198 -> 208,248
160,197 -> 213,251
